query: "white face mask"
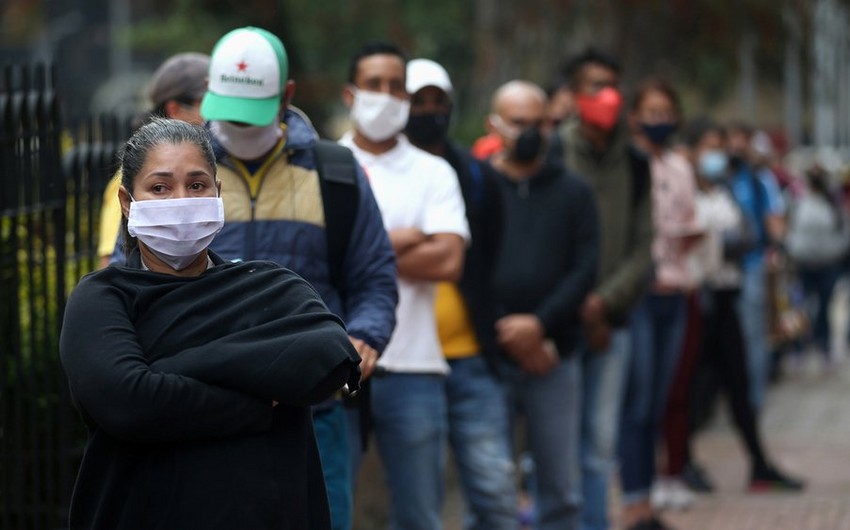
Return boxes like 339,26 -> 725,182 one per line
210,120 -> 283,160
128,196 -> 225,270
350,88 -> 411,142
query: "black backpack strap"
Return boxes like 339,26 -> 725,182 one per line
313,139 -> 360,292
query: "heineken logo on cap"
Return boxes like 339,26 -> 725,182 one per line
219,74 -> 265,86
201,26 -> 289,127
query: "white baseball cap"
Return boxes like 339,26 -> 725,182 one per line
406,58 -> 453,95
201,27 -> 289,126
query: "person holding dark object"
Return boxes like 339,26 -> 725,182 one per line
60,118 -> 361,530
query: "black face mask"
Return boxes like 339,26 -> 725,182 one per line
728,152 -> 745,170
405,112 -> 451,146
511,127 -> 544,163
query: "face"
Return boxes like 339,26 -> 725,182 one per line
726,128 -> 750,156
410,86 -> 451,116
634,89 -> 676,125
166,99 -> 204,125
576,63 -> 619,96
344,53 -> 408,104
693,130 -> 725,163
119,142 -> 218,217
492,95 -> 546,152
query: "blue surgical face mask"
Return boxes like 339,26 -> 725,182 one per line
640,121 -> 676,146
698,150 -> 728,182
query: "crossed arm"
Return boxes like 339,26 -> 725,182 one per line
389,228 -> 465,283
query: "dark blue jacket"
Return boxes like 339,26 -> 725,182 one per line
209,108 -> 398,353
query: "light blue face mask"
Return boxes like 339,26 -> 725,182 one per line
698,150 -> 729,182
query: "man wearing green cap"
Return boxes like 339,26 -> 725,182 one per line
202,27 -> 398,530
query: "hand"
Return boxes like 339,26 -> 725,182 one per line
350,336 -> 379,382
519,340 -> 559,375
500,338 -> 558,376
388,228 -> 427,256
584,320 -> 611,353
496,314 -> 557,375
496,314 -> 545,354
581,294 -> 606,325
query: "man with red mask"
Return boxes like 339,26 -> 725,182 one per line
554,49 -> 654,530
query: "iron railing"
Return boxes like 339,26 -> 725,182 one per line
1,62 -> 130,530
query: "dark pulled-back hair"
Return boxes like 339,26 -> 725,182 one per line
562,47 -> 621,91
347,40 -> 407,84
119,118 -> 217,257
682,116 -> 726,148
631,76 -> 682,117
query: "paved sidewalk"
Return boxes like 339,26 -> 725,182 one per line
353,349 -> 850,530
354,354 -> 850,530
660,353 -> 850,530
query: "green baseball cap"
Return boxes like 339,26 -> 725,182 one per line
201,27 -> 289,126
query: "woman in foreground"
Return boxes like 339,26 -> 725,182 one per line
60,118 -> 360,530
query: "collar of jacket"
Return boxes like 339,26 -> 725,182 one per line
565,117 -> 631,159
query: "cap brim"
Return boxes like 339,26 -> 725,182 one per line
406,81 -> 452,95
201,92 -> 280,126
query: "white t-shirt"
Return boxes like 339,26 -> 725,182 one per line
339,133 -> 470,374
688,187 -> 743,289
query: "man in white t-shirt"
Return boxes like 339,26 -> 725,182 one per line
339,41 -> 470,530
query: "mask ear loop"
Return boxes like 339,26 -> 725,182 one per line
489,114 -> 520,140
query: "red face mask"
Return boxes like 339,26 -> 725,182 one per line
576,87 -> 623,131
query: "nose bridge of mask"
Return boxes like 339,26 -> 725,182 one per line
128,197 -> 224,236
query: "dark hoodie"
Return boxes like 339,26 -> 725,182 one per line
492,163 -> 600,356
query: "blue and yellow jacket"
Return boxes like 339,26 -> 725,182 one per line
209,108 -> 398,353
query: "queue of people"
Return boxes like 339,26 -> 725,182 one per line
64,24 -> 847,530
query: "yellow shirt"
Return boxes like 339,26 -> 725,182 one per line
97,174 -> 123,258
435,282 -> 480,359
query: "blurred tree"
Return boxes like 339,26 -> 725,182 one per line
110,0 -> 850,145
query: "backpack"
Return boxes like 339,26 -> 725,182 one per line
785,192 -> 850,267
313,139 -> 360,291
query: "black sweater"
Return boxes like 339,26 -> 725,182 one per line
492,163 -> 600,357
59,250 -> 360,529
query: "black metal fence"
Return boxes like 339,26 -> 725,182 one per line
1,63 -> 130,530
